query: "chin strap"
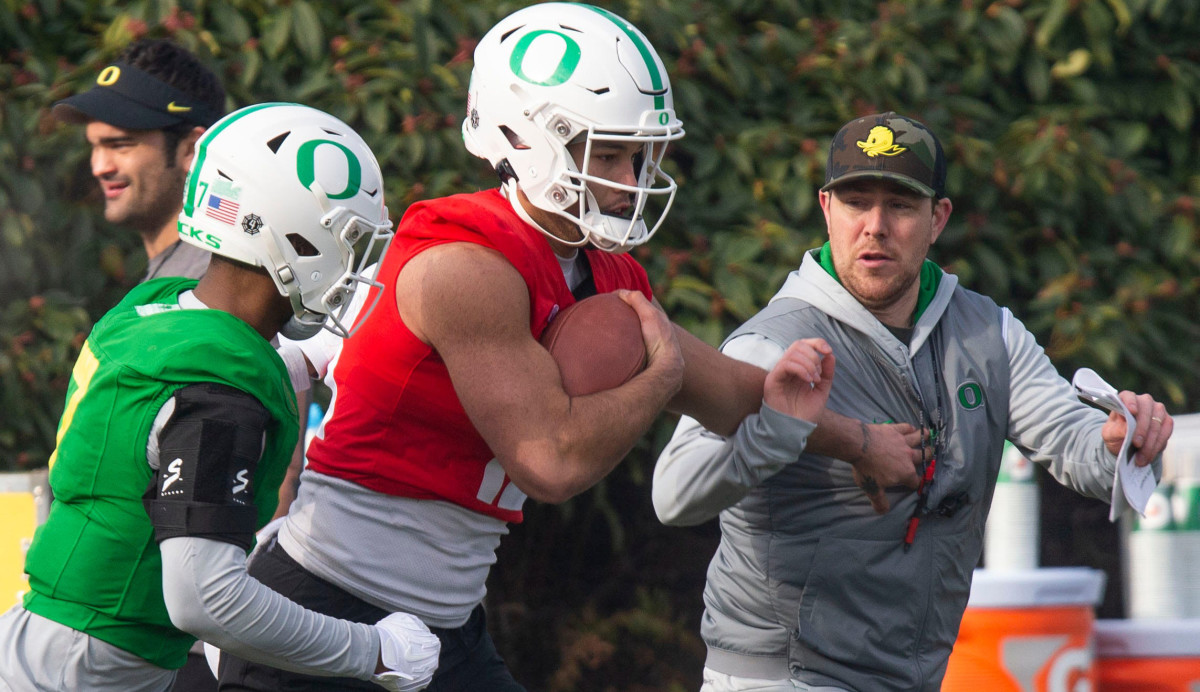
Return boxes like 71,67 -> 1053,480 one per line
501,178 -> 591,249
501,174 -> 648,254
279,313 -> 324,341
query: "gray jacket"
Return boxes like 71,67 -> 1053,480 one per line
653,251 -> 1130,690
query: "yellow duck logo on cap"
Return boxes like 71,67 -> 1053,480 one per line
857,126 -> 907,157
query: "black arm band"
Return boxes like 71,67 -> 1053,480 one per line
145,382 -> 271,550
148,501 -> 259,551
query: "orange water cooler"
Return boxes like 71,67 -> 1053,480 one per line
942,567 -> 1105,692
1094,619 -> 1200,691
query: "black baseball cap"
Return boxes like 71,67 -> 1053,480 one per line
52,61 -> 220,130
822,112 -> 947,198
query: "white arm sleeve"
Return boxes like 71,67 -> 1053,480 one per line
276,341 -> 314,395
279,327 -> 343,383
1003,308 -> 1149,500
652,334 -> 817,527
160,536 -> 380,681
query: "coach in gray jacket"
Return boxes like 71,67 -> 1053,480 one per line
652,112 -> 1173,692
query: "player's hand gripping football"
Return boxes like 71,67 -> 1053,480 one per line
372,612 -> 441,691
763,339 -> 835,425
617,290 -> 684,394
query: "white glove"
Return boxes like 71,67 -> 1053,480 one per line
202,641 -> 222,678
371,612 -> 441,692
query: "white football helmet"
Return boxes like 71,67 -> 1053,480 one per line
178,103 -> 393,340
462,2 -> 685,253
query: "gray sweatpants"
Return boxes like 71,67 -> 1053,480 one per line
0,605 -> 177,692
700,668 -> 853,692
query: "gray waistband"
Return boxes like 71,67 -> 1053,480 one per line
278,472 -> 507,628
704,645 -> 792,680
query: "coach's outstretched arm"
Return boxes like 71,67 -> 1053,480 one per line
654,336 -> 923,526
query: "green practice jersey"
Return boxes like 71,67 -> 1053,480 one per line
23,278 -> 299,669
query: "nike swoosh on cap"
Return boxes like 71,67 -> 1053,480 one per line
167,102 -> 193,113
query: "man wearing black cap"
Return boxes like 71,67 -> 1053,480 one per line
652,112 -> 1173,691
50,38 -> 228,692
53,38 -> 225,282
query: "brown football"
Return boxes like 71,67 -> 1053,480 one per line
539,292 -> 648,396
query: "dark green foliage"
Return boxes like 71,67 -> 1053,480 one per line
2,0 -> 1197,686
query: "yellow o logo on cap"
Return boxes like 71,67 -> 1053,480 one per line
97,66 -> 121,86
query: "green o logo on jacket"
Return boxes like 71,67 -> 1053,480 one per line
957,382 -> 984,410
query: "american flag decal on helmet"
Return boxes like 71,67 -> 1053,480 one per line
205,194 -> 240,225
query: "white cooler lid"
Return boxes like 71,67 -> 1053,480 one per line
1095,619 -> 1200,657
968,567 -> 1106,608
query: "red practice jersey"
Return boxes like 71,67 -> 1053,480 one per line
305,189 -> 652,523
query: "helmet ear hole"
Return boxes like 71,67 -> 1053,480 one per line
287,233 -> 320,257
500,125 -> 530,150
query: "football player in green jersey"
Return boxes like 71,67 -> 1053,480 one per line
0,103 -> 438,692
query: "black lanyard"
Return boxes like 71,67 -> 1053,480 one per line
904,336 -> 945,551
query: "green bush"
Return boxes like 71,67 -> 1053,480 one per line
2,0 -> 1197,686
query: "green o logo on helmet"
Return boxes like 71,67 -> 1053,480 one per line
509,30 -> 582,87
957,382 -> 984,410
296,139 -> 362,200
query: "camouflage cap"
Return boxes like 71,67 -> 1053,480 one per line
821,112 -> 946,198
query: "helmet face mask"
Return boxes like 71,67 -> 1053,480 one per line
558,126 -> 677,252
462,2 -> 685,253
276,206 -> 393,340
178,103 -> 393,339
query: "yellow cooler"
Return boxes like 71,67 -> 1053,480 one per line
0,470 -> 49,609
